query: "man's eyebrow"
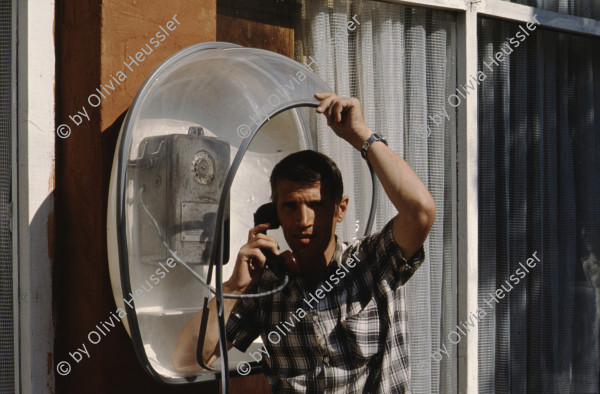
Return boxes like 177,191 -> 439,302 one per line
280,196 -> 323,205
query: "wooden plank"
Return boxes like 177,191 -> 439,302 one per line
218,14 -> 294,57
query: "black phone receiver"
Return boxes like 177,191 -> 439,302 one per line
253,203 -> 300,279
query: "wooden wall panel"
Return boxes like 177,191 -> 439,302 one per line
217,14 -> 294,57
55,1 -> 222,393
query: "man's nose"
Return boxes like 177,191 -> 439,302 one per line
297,205 -> 313,227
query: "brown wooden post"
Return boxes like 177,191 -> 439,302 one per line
55,1 -> 223,392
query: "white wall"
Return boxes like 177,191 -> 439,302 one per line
17,0 -> 56,392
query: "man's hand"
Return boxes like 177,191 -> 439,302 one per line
227,223 -> 280,292
315,92 -> 373,151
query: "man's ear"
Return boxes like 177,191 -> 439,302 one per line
335,196 -> 349,222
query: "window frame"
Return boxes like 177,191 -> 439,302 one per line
9,0 -> 19,390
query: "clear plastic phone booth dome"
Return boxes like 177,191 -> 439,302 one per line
106,42 -> 333,385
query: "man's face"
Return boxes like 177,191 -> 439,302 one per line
275,180 -> 347,262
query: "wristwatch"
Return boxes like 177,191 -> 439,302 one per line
360,133 -> 388,159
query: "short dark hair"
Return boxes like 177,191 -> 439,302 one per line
270,150 -> 343,205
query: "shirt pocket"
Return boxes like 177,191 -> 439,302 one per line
340,298 -> 384,366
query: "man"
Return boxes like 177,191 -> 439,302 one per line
172,92 -> 436,393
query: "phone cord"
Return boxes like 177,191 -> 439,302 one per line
364,161 -> 377,237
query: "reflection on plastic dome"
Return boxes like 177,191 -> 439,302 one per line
107,42 -> 331,383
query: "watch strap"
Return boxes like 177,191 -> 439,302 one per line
360,133 -> 387,159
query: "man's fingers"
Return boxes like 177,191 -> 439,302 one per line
325,98 -> 339,119
314,92 -> 332,100
246,249 -> 266,267
242,236 -> 280,274
317,97 -> 334,113
332,101 -> 344,123
315,92 -> 338,113
240,243 -> 270,268
248,236 -> 279,254
248,223 -> 271,240
314,92 -> 333,104
319,94 -> 350,124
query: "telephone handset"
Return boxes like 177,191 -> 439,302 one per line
253,203 -> 300,279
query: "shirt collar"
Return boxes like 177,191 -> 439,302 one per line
290,235 -> 347,291
326,235 -> 347,275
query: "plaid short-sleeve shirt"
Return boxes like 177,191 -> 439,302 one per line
226,219 -> 425,393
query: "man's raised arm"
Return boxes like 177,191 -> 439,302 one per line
315,92 -> 436,259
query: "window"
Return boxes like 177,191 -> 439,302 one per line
478,17 -> 600,393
